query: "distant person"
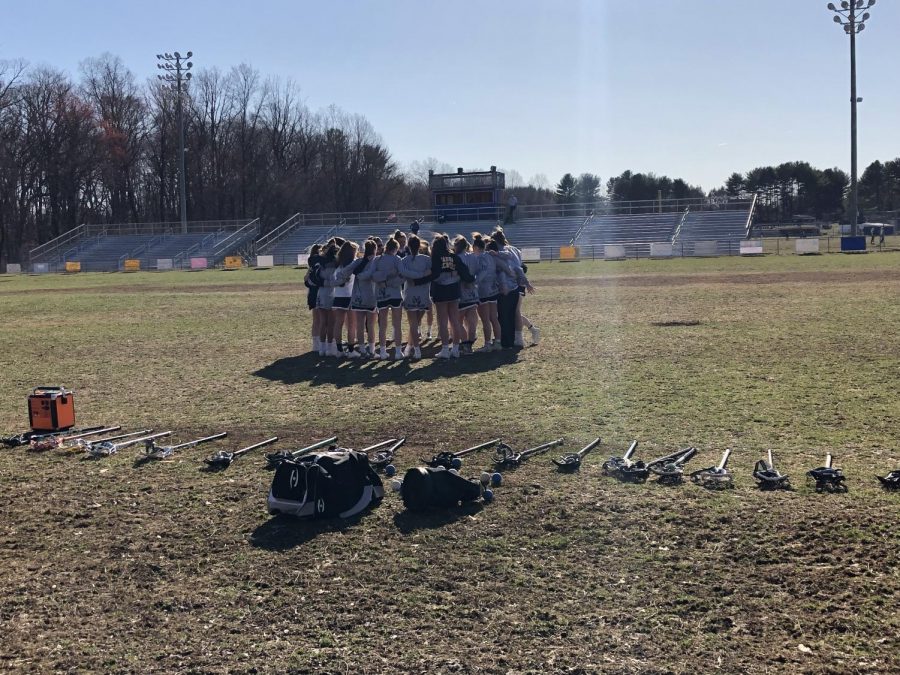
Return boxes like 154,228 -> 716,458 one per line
506,194 -> 519,224
879,225 -> 886,246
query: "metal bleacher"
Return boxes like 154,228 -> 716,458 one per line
69,235 -> 155,272
31,219 -> 258,272
674,209 -> 752,255
574,213 -> 681,257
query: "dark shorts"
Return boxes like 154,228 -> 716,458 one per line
307,286 -> 319,310
377,298 -> 402,309
459,299 -> 479,310
431,282 -> 460,304
351,304 -> 376,313
518,286 -> 526,297
479,294 -> 500,305
333,297 -> 351,309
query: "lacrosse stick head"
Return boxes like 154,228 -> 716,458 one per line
493,443 -> 522,469
29,437 -> 62,452
204,451 -> 234,469
424,451 -> 457,469
370,449 -> 394,470
552,454 -> 582,471
602,456 -> 649,482
876,470 -> 900,489
87,441 -> 117,457
690,466 -> 734,489
806,466 -> 846,492
753,459 -> 790,489
650,459 -> 689,484
141,439 -> 173,460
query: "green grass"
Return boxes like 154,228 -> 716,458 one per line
1,254 -> 899,673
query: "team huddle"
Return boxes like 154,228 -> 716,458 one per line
304,227 -> 539,360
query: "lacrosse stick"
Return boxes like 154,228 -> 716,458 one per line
807,453 -> 846,493
265,436 -> 338,469
64,429 -> 153,453
364,437 -> 405,471
3,425 -> 108,449
647,447 -> 698,485
690,448 -> 734,488
494,438 -> 565,469
552,438 -> 601,471
602,441 -> 650,482
876,469 -> 900,490
29,426 -> 122,452
753,449 -> 791,489
86,431 -> 172,458
204,437 -> 279,469
141,432 -> 227,460
423,438 -> 501,470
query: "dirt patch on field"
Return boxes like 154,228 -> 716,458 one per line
3,268 -> 899,297
538,268 -> 900,288
0,282 -> 305,296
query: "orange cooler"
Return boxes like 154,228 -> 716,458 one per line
28,386 -> 76,432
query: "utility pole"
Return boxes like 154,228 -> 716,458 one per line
157,51 -> 194,233
827,1 -> 876,237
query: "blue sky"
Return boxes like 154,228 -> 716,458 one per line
3,0 -> 898,191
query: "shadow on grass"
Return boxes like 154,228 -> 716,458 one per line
393,502 -> 484,533
249,512 -> 372,550
253,346 -> 520,388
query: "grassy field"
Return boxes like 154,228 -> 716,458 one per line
1,253 -> 899,674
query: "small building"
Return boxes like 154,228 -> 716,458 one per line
429,166 -> 505,222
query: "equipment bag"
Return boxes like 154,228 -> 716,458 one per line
401,466 -> 483,511
268,450 -> 383,519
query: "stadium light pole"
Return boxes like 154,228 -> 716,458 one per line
157,51 -> 194,234
827,1 -> 875,237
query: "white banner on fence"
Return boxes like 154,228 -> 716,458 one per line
604,244 -> 626,260
190,257 -> 208,270
520,247 -> 541,263
740,240 -> 764,256
156,258 -> 173,270
256,255 -> 274,268
297,254 -> 309,267
5,263 -> 22,274
693,241 -> 718,257
650,242 -> 673,258
33,263 -> 49,274
795,238 -> 820,255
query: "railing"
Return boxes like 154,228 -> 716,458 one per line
745,194 -> 758,238
671,208 -> 690,245
278,198 -> 753,230
29,225 -> 86,263
255,213 -> 301,253
212,218 -> 260,260
83,219 -> 252,237
569,212 -> 595,245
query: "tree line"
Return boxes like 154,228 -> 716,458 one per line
0,55 -> 406,264
2,54 -> 897,264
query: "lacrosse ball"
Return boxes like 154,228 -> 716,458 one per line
480,472 -> 491,486
482,489 -> 494,503
385,464 -> 396,477
390,479 -> 403,492
491,472 -> 503,487
451,457 -> 462,470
